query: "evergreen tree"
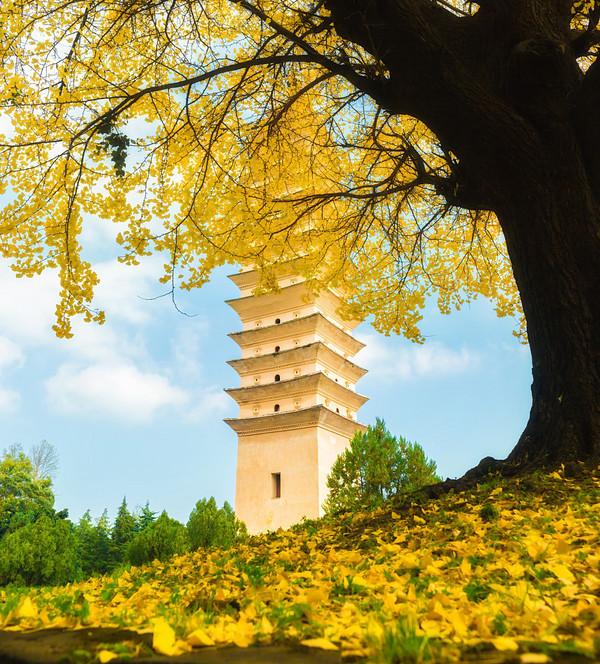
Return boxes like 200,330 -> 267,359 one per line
134,501 -> 157,533
324,419 -> 440,514
74,509 -> 113,577
0,516 -> 77,586
75,510 -> 97,578
187,498 -> 247,550
127,512 -> 187,566
110,497 -> 136,565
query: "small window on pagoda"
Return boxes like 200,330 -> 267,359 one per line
336,408 -> 340,413
293,340 -> 299,346
275,374 -> 281,382
275,318 -> 281,324
294,400 -> 300,409
271,473 -> 281,499
275,346 -> 280,353
294,369 -> 300,376
274,404 -> 280,412
254,377 -> 260,384
255,321 -> 262,327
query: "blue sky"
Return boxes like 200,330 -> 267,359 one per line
0,220 -> 533,526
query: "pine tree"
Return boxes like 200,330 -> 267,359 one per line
110,497 -> 137,566
324,419 -> 440,514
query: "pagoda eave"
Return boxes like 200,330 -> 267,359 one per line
226,342 -> 367,380
225,372 -> 369,410
224,404 -> 367,437
227,313 -> 365,355
226,283 -> 361,331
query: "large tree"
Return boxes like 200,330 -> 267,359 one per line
0,1 -> 598,470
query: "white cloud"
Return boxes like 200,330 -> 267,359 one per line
0,265 -> 58,345
45,361 -> 188,422
187,389 -> 232,421
0,336 -> 24,371
170,324 -> 210,382
356,334 -> 480,381
92,256 -> 164,325
0,336 -> 23,413
0,388 -> 19,414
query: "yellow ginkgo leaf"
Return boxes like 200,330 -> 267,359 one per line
15,597 -> 37,619
152,618 -> 177,655
493,637 -> 519,651
301,638 -> 339,651
186,629 -> 215,647
548,563 -> 575,583
306,587 -> 329,605
97,650 -> 119,663
520,654 -> 551,663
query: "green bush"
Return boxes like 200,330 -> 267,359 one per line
0,515 -> 77,586
187,498 -> 246,550
324,418 -> 441,514
126,511 -> 187,566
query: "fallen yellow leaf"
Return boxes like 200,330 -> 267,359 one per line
15,597 -> 37,619
97,650 -> 119,663
152,619 -> 178,656
549,563 -> 575,583
301,638 -> 339,651
187,629 -> 215,647
493,637 -> 519,651
520,654 -> 551,663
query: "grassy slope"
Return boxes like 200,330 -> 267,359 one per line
1,467 -> 599,663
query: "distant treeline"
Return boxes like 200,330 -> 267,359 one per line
0,445 -> 246,587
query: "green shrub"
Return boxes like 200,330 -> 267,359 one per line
187,498 -> 246,550
324,418 -> 441,514
0,515 -> 77,586
126,511 -> 187,566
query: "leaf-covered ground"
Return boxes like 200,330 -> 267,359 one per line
1,468 -> 599,663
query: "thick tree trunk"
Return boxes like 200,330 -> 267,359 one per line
497,166 -> 600,468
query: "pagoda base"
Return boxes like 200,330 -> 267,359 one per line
225,406 -> 366,533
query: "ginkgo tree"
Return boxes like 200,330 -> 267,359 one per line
1,0 -> 599,472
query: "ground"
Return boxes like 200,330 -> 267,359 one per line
1,467 -> 599,663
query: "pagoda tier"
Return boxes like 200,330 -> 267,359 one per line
225,267 -> 368,534
228,312 -> 365,359
227,341 -> 367,388
226,282 -> 361,332
225,372 -> 368,419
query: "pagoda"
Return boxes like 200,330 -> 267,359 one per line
224,266 -> 368,533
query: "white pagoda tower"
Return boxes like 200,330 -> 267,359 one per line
224,266 -> 368,533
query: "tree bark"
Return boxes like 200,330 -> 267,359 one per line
498,162 -> 600,468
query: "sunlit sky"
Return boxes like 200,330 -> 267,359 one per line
0,211 -> 533,525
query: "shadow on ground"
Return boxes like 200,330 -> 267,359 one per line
1,628 -> 599,664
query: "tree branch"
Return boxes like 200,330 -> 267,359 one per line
230,0 -> 399,110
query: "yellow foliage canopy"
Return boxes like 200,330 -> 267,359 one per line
0,0 -> 545,336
